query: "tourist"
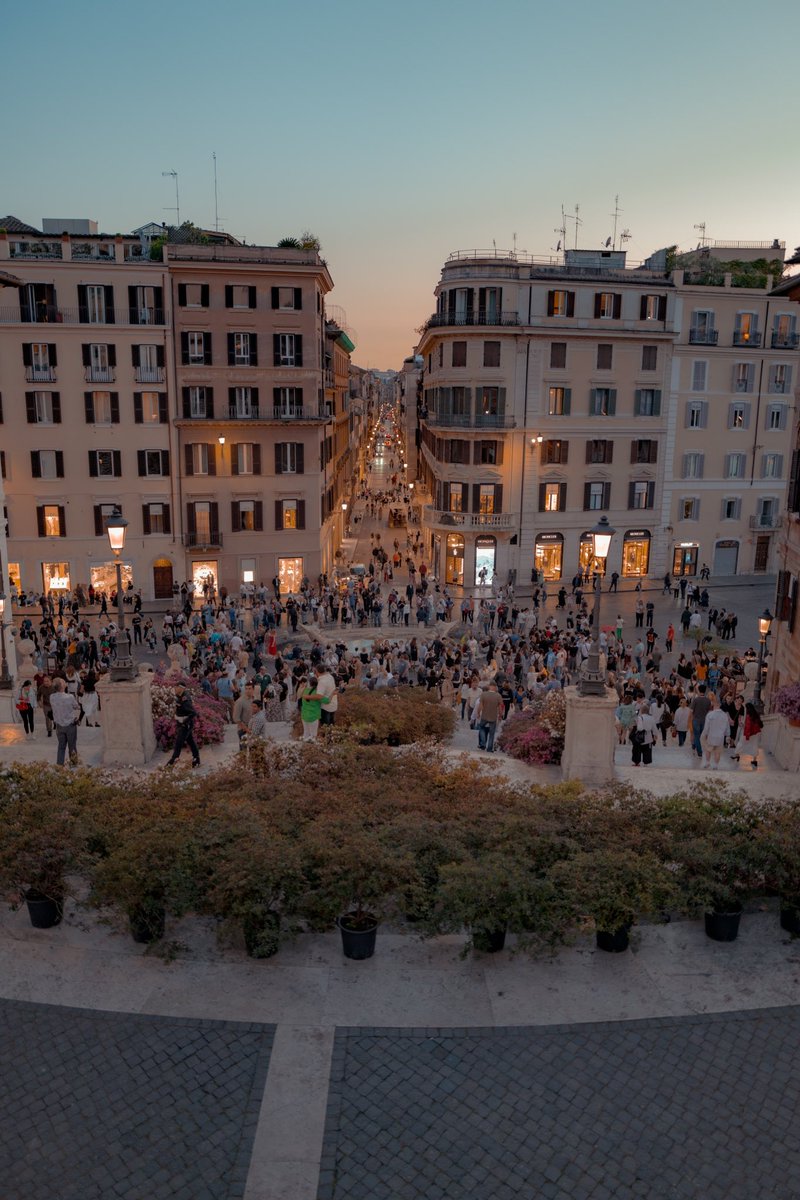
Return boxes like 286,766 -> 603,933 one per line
167,684 -> 201,768
50,678 -> 81,766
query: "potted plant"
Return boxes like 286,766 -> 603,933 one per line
550,850 -> 677,953
0,765 -> 79,928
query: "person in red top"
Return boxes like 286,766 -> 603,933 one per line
733,702 -> 763,769
665,623 -> 675,652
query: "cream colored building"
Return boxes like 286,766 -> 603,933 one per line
414,245 -> 792,587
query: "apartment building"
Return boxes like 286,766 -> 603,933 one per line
413,244 -> 793,587
0,218 -> 358,600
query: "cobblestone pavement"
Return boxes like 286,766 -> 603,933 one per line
319,1008 -> 800,1200
0,999 -> 274,1200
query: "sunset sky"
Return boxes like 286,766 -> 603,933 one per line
5,0 -> 800,368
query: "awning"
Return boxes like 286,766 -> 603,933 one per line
336,331 -> 356,353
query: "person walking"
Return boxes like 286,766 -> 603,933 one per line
15,680 -> 36,736
689,684 -> 712,761
50,678 -> 81,766
733,702 -> 763,769
314,663 -> 338,727
608,571 -> 619,593
701,694 -> 730,770
631,703 -> 657,766
473,682 -> 503,753
665,623 -> 675,653
298,676 -> 328,740
167,684 -> 201,768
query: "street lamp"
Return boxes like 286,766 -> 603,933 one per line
106,510 -> 136,681
0,593 -> 11,690
578,516 -> 616,696
753,608 -> 773,713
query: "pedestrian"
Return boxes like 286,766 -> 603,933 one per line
50,678 -> 81,766
298,675 -> 328,740
167,684 -> 201,768
665,623 -> 675,652
663,573 -> 671,594
732,702 -> 763,769
635,598 -> 644,628
701,694 -> 730,770
15,680 -> 36,736
472,682 -> 503,753
314,663 -> 338,727
689,684 -> 712,761
645,601 -> 654,628
631,703 -> 657,766
608,571 -> 619,593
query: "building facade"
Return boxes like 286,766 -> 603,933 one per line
0,219 -> 360,601
413,245 -> 792,587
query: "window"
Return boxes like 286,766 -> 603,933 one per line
232,387 -> 255,417
230,332 -> 254,365
137,392 -> 163,424
542,439 -> 568,465
585,482 -> 608,511
477,440 -> 500,465
690,310 -> 716,343
548,387 -> 571,416
185,331 -> 208,365
550,342 -> 566,369
589,388 -> 616,416
274,387 -> 304,417
691,361 -> 707,391
772,313 -> 798,347
25,342 -> 54,380
586,439 -> 613,464
629,480 -> 655,509
540,482 -> 565,512
721,497 -> 741,520
630,440 -> 657,464
271,287 -> 302,311
88,391 -> 113,423
38,505 -> 65,537
275,443 -> 304,474
448,483 -> 464,513
767,404 -> 788,431
762,453 -> 783,479
641,294 -> 666,321
733,362 -> 754,393
757,498 -> 777,525
680,497 -> 699,521
728,402 -> 750,430
451,386 -> 469,415
547,290 -> 574,317
86,284 -> 107,323
437,344 -> 443,368
634,389 -> 661,416
768,364 -> 792,394
686,401 -> 707,429
228,284 -> 256,309
641,345 -> 658,371
236,443 -> 255,475
138,449 -> 169,477
192,444 -> 209,475
232,500 -> 264,532
595,292 -> 621,319
93,503 -> 123,535
682,452 -> 704,479
89,449 -> 121,477
734,312 -> 759,345
452,341 -> 467,367
483,341 -> 500,368
180,283 -> 207,308
478,387 -> 503,416
27,391 -> 60,424
478,484 -> 496,514
597,344 -> 613,370
131,285 -> 161,324
185,387 -> 210,419
725,452 -> 746,479
274,333 -> 302,366
32,449 -> 63,479
277,499 -> 305,530
134,343 -> 163,382
143,502 -> 170,535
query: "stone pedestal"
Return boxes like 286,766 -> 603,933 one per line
561,686 -> 617,785
96,669 -> 156,766
763,714 -> 800,772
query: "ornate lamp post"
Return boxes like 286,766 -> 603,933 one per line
0,593 -> 12,689
106,510 -> 136,681
753,608 -> 773,713
578,516 -> 616,696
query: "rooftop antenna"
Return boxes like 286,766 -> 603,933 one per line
492,238 -> 497,255
213,153 -> 220,232
610,194 -> 623,250
162,170 -> 180,227
553,206 -> 567,254
620,228 -> 632,248
694,221 -> 708,249
512,231 -> 517,258
567,203 -> 582,250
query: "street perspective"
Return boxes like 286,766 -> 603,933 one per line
3,2 -> 800,1198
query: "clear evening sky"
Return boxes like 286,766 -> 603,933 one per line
4,0 -> 799,368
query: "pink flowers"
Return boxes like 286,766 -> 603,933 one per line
151,671 -> 227,750
498,691 -> 566,765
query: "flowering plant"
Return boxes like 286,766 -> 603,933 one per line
772,682 -> 800,722
151,670 -> 227,750
497,690 -> 566,765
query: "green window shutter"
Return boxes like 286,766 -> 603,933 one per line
563,388 -> 571,415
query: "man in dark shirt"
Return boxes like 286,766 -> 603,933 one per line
167,685 -> 201,768
689,684 -> 712,760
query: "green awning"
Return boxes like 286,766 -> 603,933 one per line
336,331 -> 356,353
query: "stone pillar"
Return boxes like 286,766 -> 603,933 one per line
561,686 -> 617,785
96,668 -> 156,766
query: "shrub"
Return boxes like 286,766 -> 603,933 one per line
151,670 -> 227,750
497,690 -> 566,765
295,686 -> 455,745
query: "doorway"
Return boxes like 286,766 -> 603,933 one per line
754,536 -> 770,573
713,541 -> 739,576
445,533 -> 465,586
153,558 -> 174,599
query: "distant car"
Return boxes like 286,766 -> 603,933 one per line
350,563 -> 367,578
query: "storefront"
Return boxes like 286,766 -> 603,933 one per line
713,539 -> 739,576
474,535 -> 496,586
445,532 -> 465,586
192,560 -> 218,597
621,530 -> 651,578
7,563 -> 20,592
672,543 -> 698,577
578,532 -> 607,577
90,562 -> 133,595
42,562 -> 71,594
535,532 -> 563,581
278,556 -> 304,595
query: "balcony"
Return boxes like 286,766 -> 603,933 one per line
0,306 -> 167,326
25,366 -> 56,382
732,331 -> 762,348
423,310 -> 521,331
128,307 -> 167,326
84,366 -> 116,383
424,411 -> 516,429
424,506 -> 515,530
689,328 -> 718,345
135,366 -> 165,383
228,405 -> 328,422
771,331 -> 799,349
749,514 -> 782,531
183,531 -> 223,549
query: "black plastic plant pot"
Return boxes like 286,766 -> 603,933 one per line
704,905 -> 743,943
25,891 -> 63,929
596,924 -> 631,953
338,913 -> 378,960
780,904 -> 800,936
471,924 -> 507,954
128,902 -> 166,944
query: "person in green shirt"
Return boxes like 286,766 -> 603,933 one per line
299,676 -> 328,740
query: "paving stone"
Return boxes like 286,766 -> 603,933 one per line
0,998 -> 274,1200
320,1008 -> 800,1199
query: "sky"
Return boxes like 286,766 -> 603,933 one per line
4,0 -> 800,368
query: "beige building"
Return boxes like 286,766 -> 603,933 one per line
0,218 -> 360,601
413,244 -> 792,587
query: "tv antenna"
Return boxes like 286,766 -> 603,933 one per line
212,152 -> 226,232
620,228 -> 632,248
553,205 -> 567,254
512,231 -> 517,257
609,194 -> 623,250
567,203 -> 582,250
694,221 -> 709,249
162,170 -> 180,227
